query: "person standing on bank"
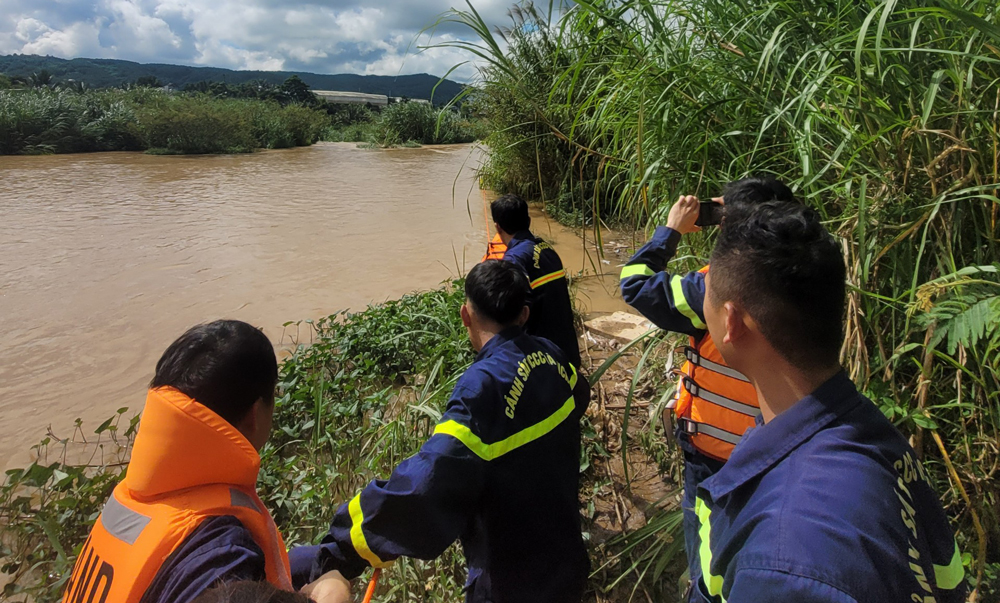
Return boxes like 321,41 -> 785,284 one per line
619,177 -> 796,598
491,194 -> 581,370
290,260 -> 591,603
693,200 -> 964,602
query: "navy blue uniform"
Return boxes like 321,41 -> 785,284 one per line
290,327 -> 590,603
140,516 -> 265,603
503,231 -> 581,369
694,372 -> 965,603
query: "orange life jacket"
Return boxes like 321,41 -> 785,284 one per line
62,387 -> 292,603
482,233 -> 507,261
674,266 -> 761,461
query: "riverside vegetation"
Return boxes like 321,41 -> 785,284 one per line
0,280 -> 676,601
4,0 -> 1000,600
0,76 -> 484,155
436,0 -> 1000,597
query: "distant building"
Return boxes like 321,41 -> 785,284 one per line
312,90 -> 388,106
391,97 -> 431,105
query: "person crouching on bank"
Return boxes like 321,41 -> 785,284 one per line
62,320 -> 346,603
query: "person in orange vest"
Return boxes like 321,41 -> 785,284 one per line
60,320 -> 349,603
618,177 -> 795,601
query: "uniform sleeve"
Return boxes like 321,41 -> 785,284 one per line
140,516 -> 265,603
725,568 -> 859,603
290,387 -> 487,584
619,226 -> 707,336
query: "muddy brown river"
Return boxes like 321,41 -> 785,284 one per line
0,142 -> 627,470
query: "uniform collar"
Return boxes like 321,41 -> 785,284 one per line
701,370 -> 863,499
476,326 -> 524,361
508,230 -> 534,245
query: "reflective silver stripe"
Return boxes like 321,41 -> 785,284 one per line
100,494 -> 151,545
685,377 -> 761,417
230,488 -> 259,512
685,347 -> 750,382
693,422 -> 744,445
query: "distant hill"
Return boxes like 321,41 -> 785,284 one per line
0,54 -> 466,103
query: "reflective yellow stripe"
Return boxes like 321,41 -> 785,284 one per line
620,264 -> 656,279
434,396 -> 576,461
934,541 -> 964,590
530,269 -> 565,289
671,275 -> 707,330
695,497 -> 727,602
348,494 -> 391,568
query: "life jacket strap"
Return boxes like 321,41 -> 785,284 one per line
682,376 -> 761,418
677,417 -> 743,445
684,346 -> 750,382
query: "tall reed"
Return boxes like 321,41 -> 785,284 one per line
441,0 -> 1000,596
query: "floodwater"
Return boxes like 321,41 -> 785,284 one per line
0,143 -> 628,469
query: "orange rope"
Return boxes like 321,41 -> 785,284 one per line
481,183 -> 492,244
362,568 -> 381,603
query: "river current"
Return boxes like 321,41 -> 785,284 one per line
0,142 -> 625,469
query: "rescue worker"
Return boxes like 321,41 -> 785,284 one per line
619,177 -> 795,598
289,260 -> 591,603
492,193 -> 581,369
693,200 -> 965,602
61,320 -> 346,603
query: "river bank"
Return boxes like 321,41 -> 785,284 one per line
0,142 -> 676,601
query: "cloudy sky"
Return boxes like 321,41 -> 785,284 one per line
0,0 -> 518,81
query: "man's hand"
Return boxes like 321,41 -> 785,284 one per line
301,570 -> 352,603
666,195 -> 702,234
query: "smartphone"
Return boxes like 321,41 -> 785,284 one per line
695,201 -> 724,227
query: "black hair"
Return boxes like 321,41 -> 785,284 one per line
709,201 -> 846,371
150,320 -> 278,425
465,260 -> 530,326
491,194 -> 531,234
722,176 -> 797,208
190,581 -> 311,603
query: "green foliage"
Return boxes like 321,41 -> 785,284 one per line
0,89 -> 144,154
369,102 -> 485,147
444,0 -> 1000,596
0,87 -> 330,155
0,282 -> 478,601
0,411 -> 137,600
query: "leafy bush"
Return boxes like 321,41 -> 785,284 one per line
0,88 -> 332,155
371,101 -> 483,146
136,95 -> 257,154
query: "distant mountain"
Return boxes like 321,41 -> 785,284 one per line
0,54 -> 466,104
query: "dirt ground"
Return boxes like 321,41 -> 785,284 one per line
578,320 -> 688,603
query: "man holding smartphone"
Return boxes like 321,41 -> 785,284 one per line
619,177 -> 795,601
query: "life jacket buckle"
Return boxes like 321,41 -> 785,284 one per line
684,346 -> 699,365
677,417 -> 699,435
682,375 -> 700,397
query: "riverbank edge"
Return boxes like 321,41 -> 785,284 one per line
0,271 -> 679,601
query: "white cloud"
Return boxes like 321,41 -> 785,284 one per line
15,18 -> 105,58
0,0 -> 518,80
